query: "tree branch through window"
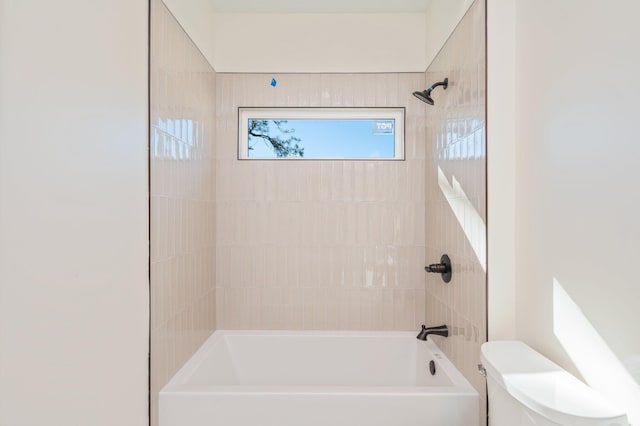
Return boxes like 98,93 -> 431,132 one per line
248,120 -> 304,158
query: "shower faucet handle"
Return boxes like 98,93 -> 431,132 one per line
425,263 -> 448,274
425,254 -> 452,283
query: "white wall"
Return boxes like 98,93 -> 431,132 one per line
162,0 -> 475,73
213,13 -> 428,72
489,0 -> 640,422
163,0 -> 430,72
162,0 -> 217,68
486,0 -> 516,341
0,1 -> 149,425
424,0 -> 475,69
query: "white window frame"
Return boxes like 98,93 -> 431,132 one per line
238,107 -> 405,160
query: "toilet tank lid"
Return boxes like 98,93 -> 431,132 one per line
480,341 -> 627,425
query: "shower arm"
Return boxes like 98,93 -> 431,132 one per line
428,79 -> 448,92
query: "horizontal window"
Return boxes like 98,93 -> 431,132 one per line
238,108 -> 405,160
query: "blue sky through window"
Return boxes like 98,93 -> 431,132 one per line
247,118 -> 397,159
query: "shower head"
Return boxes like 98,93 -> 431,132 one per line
412,90 -> 435,105
413,77 -> 449,106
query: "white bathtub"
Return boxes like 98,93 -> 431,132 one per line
160,330 -> 479,426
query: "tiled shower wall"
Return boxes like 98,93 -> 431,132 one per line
216,73 -> 427,330
150,1 -> 217,425
424,0 -> 487,421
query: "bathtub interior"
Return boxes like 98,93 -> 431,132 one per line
164,330 -> 471,390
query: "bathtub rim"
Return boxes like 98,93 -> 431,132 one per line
160,329 -> 478,397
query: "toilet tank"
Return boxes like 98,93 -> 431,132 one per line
480,341 -> 628,426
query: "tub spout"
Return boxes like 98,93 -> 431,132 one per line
416,324 -> 449,340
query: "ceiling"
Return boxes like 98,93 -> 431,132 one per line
211,0 -> 433,13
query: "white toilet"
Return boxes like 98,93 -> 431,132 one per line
480,341 -> 628,426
